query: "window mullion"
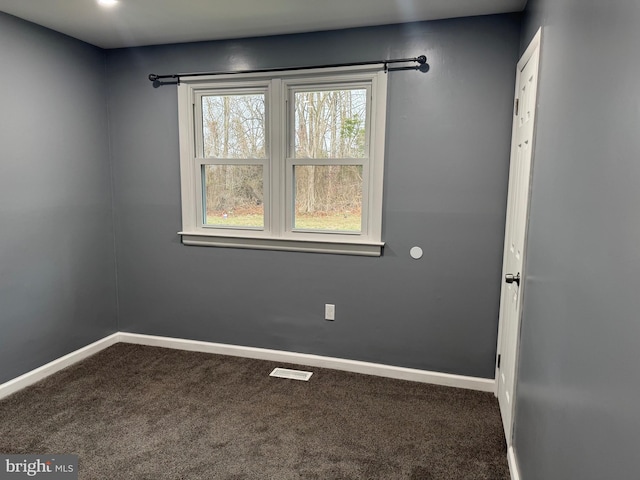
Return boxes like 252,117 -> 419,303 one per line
269,78 -> 283,237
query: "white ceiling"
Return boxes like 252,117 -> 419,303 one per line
0,0 -> 526,49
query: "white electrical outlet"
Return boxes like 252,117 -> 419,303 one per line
325,304 -> 335,321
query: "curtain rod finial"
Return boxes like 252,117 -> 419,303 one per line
148,74 -> 159,82
416,55 -> 427,65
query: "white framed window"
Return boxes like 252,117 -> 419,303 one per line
177,65 -> 387,256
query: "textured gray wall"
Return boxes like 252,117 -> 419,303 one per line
0,13 -> 118,383
107,15 -> 520,378
515,0 -> 640,478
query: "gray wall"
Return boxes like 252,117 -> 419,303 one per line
515,0 -> 640,478
0,13 -> 118,383
107,15 -> 520,378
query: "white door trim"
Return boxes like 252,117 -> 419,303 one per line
495,27 -> 542,445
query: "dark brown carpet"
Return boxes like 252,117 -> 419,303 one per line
0,344 -> 509,479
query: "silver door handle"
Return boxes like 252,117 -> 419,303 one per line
505,273 -> 520,286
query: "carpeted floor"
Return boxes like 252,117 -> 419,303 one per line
0,344 -> 509,479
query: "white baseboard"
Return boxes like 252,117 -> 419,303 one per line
508,446 -> 521,480
118,332 -> 495,392
0,332 -> 496,400
0,333 -> 120,400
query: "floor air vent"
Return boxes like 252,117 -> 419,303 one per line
269,368 -> 313,381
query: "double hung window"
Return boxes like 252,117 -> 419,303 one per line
177,66 -> 387,255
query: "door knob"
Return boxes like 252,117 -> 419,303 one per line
505,273 -> 520,286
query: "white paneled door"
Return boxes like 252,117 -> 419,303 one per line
496,28 -> 541,445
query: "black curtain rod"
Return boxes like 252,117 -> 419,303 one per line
148,55 -> 427,83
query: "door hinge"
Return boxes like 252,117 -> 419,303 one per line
497,354 -> 501,369
514,98 -> 519,116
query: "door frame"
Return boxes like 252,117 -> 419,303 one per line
495,27 -> 542,445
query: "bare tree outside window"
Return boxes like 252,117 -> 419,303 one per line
201,94 -> 265,227
204,165 -> 264,227
294,89 -> 367,232
294,165 -> 362,231
202,94 -> 266,159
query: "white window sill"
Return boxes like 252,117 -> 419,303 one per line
178,232 -> 384,256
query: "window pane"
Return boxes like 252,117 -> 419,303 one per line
294,89 -> 367,158
204,165 -> 264,228
294,165 -> 362,232
202,94 -> 266,158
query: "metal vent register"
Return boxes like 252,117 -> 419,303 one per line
269,368 -> 313,381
